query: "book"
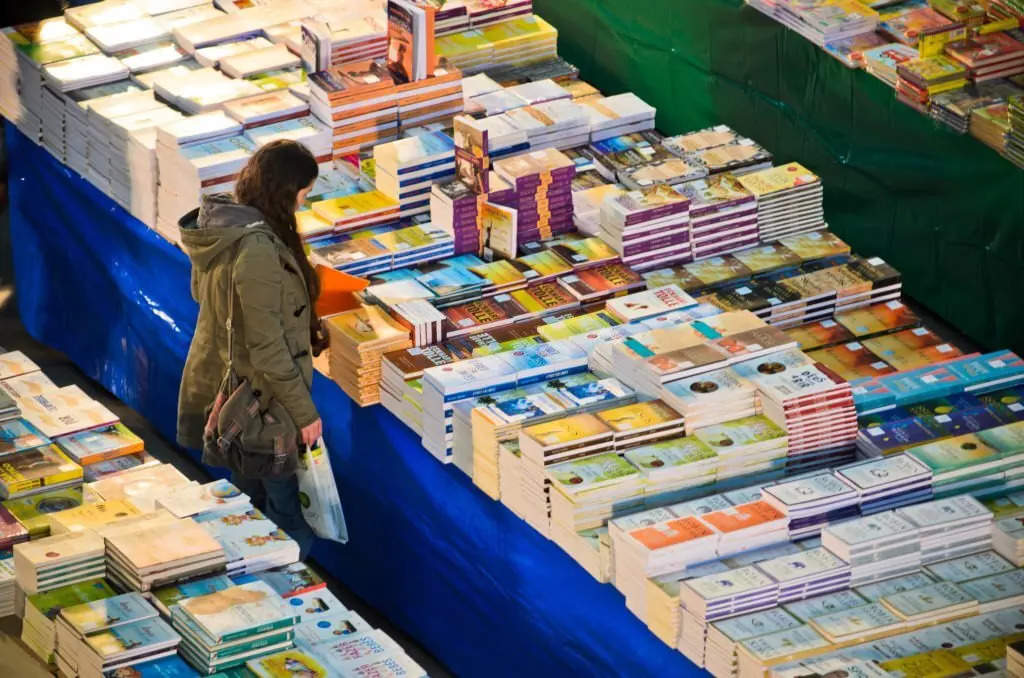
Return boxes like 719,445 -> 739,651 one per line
0,419 -> 50,457
55,423 -> 143,466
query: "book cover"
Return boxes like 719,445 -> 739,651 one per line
549,452 -> 639,494
86,617 -> 180,660
178,581 -> 295,643
55,423 -> 143,465
522,413 -> 611,449
596,400 -> 681,433
62,591 -> 155,634
246,648 -> 332,678
630,515 -> 716,551
0,444 -> 82,494
835,300 -> 918,337
0,420 -> 50,457
624,437 -> 717,473
693,415 -> 787,450
27,579 -> 116,621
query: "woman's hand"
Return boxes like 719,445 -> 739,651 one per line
301,418 -> 323,448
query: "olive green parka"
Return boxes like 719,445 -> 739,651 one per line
176,194 -> 318,451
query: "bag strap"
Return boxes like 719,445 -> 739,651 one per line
223,228 -> 262,386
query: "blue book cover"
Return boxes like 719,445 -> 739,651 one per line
946,351 -> 1024,388
0,419 -> 50,457
103,654 -> 198,677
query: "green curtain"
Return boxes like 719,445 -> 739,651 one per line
537,0 -> 1024,354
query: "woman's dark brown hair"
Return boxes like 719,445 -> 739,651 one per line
234,140 -> 329,353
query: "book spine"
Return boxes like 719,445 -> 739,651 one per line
219,616 -> 298,643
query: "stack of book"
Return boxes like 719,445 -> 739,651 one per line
171,580 -> 298,673
374,131 -> 455,218
104,516 -> 226,592
762,471 -> 861,539
54,422 -> 144,472
310,189 -> 401,233
0,553 -> 13,617
663,125 -> 762,173
835,454 -> 933,515
0,442 -> 82,500
582,92 -> 657,142
895,56 -> 967,114
379,345 -> 455,435
821,512 -> 922,587
308,61 -> 399,159
945,34 -> 1024,84
758,545 -> 852,604
598,185 -> 692,271
970,101 -> 1013,154
46,499 -> 141,535
693,415 -> 789,486
13,530 -> 105,595
18,385 -> 119,440
678,565 -> 781,625
734,348 -> 858,472
324,305 -> 413,406
675,174 -> 759,261
992,514 -> 1024,565
2,486 -> 83,539
196,505 -> 300,576
930,81 -> 1023,135
85,462 -> 193,510
493,148 -> 576,245
0,502 -> 28,551
547,451 -> 644,534
896,494 -> 993,564
906,421 -> 1024,499
55,592 -> 180,678
22,579 -> 117,668
751,0 -> 879,47
704,607 -> 804,678
462,372 -> 635,494
395,66 -> 464,135
1009,95 -> 1024,168
738,163 -> 825,241
878,580 -> 978,626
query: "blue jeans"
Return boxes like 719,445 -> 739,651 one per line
231,472 -> 315,561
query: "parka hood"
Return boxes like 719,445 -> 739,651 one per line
178,193 -> 276,271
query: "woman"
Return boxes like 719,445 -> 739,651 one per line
176,140 -> 327,559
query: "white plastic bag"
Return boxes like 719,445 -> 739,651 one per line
296,437 -> 348,544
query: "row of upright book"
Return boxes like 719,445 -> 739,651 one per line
744,0 -> 1024,168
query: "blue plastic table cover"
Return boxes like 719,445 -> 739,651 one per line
5,124 -> 704,677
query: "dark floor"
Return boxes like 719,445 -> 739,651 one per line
0,284 -> 453,677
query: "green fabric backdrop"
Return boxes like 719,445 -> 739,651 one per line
536,0 -> 1024,354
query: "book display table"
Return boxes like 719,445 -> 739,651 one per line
536,0 -> 1024,354
6,123 -> 704,677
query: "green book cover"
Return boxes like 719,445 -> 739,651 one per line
28,578 -> 115,621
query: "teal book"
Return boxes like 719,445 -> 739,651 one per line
175,581 -> 297,643
153,575 -> 236,616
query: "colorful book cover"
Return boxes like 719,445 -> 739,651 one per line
549,452 -> 640,494
246,648 -> 333,678
509,282 -> 577,315
596,400 -> 681,433
737,162 -> 820,197
522,413 -> 611,449
700,501 -> 785,534
0,419 -> 50,457
784,319 -> 856,351
153,575 -> 237,615
253,562 -> 326,599
629,515 -> 716,551
27,579 -> 116,622
62,592 -> 155,634
692,415 -> 787,451
55,423 -> 143,465
684,256 -> 753,287
177,581 -> 295,643
2,486 -> 82,536
0,444 -> 82,495
906,432 -> 1002,474
623,437 -> 717,473
86,617 -> 180,660
807,342 -> 897,380
835,300 -> 919,337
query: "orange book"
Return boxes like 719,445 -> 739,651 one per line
314,265 -> 367,317
630,516 -> 715,551
699,501 -> 785,534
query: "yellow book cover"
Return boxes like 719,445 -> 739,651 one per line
738,162 -> 820,196
536,312 -> 618,341
0,444 -> 82,492
49,499 -> 141,534
470,260 -> 528,287
310,190 -> 398,225
247,649 -> 332,678
436,30 -> 491,58
880,650 -> 973,678
523,413 -> 611,448
597,400 -> 680,432
326,305 -> 408,347
684,256 -> 752,286
777,231 -> 851,260
295,210 -> 333,239
108,518 -> 222,569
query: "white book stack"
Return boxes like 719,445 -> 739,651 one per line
420,354 -> 518,462
43,53 -> 131,93
195,505 -> 300,577
85,17 -> 170,54
374,132 -> 456,217
474,115 -> 530,158
64,1 -> 147,33
13,530 -> 106,595
705,607 -> 804,678
821,512 -> 922,587
583,93 -> 657,142
0,555 -> 13,617
39,85 -> 66,160
992,514 -> 1024,565
114,42 -> 189,75
194,37 -> 275,68
106,104 -> 185,226
84,89 -> 161,193
895,494 -> 994,564
659,368 -> 758,435
220,43 -> 300,79
152,66 -> 262,114
154,112 -> 246,241
172,9 -> 264,53
65,81 -> 144,175
244,116 -> 333,167
105,516 -> 226,592
675,176 -> 760,261
222,89 -> 310,130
